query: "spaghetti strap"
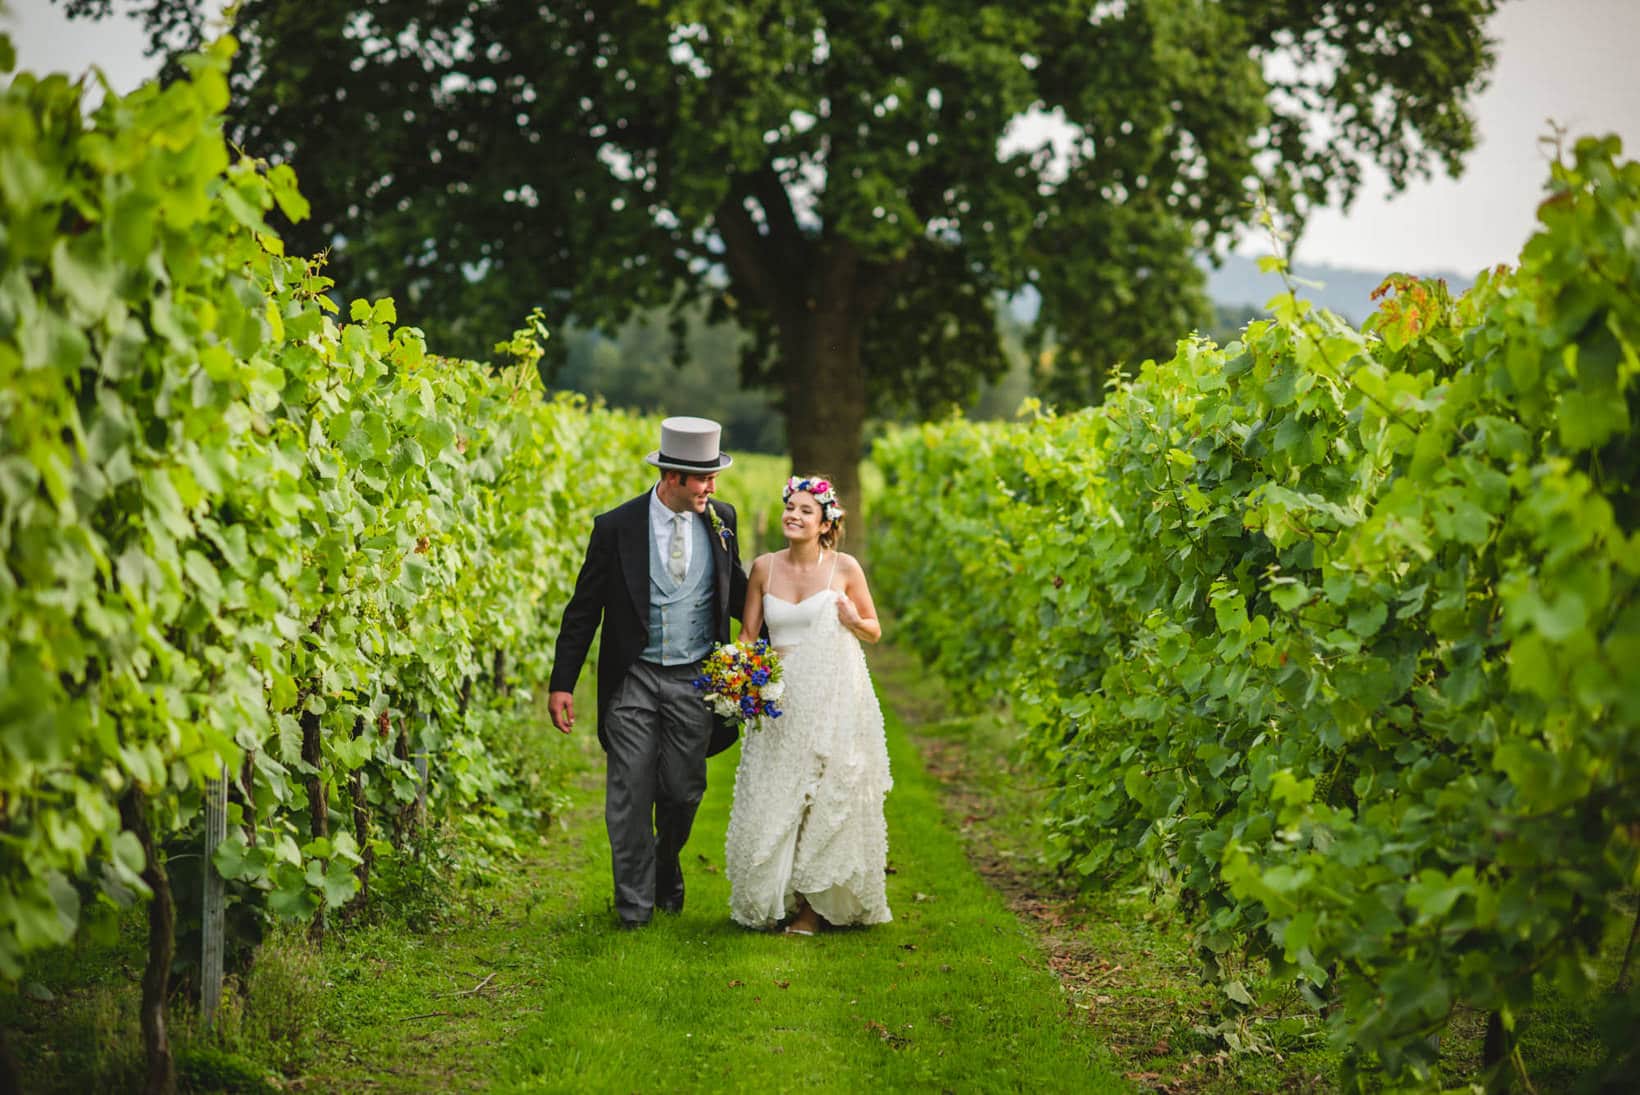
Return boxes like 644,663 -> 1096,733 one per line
826,551 -> 839,590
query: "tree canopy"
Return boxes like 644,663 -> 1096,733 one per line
66,0 -> 1501,520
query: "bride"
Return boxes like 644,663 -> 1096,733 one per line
724,475 -> 892,935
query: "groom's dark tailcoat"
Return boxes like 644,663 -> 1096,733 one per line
549,491 -> 750,759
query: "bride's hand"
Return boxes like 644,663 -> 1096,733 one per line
835,590 -> 863,629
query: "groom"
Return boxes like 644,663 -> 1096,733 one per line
548,416 -> 749,928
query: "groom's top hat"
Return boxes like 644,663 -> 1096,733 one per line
645,416 -> 733,472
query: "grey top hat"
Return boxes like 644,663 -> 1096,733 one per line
645,416 -> 733,472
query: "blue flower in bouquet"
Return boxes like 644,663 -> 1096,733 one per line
750,668 -> 770,686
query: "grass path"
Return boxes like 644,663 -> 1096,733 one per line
302,661 -> 1128,1092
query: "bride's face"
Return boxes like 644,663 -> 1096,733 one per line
781,492 -> 830,543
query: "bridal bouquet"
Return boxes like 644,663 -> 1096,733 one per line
692,638 -> 785,728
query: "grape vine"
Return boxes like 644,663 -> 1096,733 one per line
876,137 -> 1639,1085
0,36 -> 653,996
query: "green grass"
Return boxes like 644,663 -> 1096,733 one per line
3,917 -> 311,1092
476,691 -> 1123,1093
279,674 -> 1128,1091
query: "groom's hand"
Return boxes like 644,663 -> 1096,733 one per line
548,691 -> 576,734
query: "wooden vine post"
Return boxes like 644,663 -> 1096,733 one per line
200,768 -> 228,1029
302,704 -> 328,941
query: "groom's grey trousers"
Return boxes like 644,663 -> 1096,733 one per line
603,660 -> 715,922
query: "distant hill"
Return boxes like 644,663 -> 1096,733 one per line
1202,253 -> 1476,325
1005,254 -> 1476,330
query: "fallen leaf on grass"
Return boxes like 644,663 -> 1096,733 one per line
728,979 -> 744,988
864,1020 -> 912,1049
774,979 -> 790,989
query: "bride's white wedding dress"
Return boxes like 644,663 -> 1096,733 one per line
725,565 -> 892,929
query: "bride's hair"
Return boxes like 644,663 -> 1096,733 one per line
785,473 -> 845,550
819,510 -> 844,551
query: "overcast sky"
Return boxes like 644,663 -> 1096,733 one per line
6,0 -> 1637,277
1290,0 -> 1640,275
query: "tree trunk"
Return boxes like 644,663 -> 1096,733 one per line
119,787 -> 177,1095
301,707 -> 326,842
1482,1011 -> 1512,1093
0,1025 -> 21,1095
782,248 -> 871,558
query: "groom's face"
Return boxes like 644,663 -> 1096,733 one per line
660,471 -> 717,514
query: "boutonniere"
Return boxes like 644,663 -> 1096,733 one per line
707,504 -> 733,551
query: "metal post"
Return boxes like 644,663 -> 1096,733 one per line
201,766 -> 227,1028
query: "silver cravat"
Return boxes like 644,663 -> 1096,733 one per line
668,512 -> 688,582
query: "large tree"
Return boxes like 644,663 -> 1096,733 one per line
67,0 -> 1500,521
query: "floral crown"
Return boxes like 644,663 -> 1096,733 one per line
783,476 -> 845,523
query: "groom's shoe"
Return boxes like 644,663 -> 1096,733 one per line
618,915 -> 651,931
656,859 -> 684,913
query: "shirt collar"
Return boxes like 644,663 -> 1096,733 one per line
650,486 -> 694,528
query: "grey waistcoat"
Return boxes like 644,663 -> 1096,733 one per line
641,513 -> 716,665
